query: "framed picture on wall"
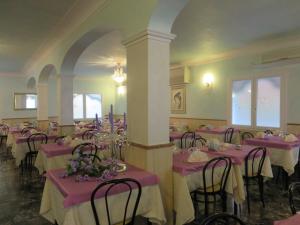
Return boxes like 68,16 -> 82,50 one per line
171,85 -> 186,114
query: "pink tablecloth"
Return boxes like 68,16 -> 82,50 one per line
40,143 -> 73,157
170,131 -> 184,141
274,214 -> 300,225
244,136 -> 300,150
195,127 -> 239,135
47,164 -> 159,208
14,133 -> 57,144
40,142 -> 109,158
201,145 -> 263,165
173,151 -> 207,175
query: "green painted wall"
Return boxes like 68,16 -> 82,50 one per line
171,56 -> 300,124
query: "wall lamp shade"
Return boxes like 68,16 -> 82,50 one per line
117,85 -> 126,95
112,63 -> 127,83
203,73 -> 214,87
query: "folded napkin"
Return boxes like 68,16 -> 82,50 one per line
63,136 -> 72,145
255,132 -> 265,139
284,134 -> 298,142
187,151 -> 209,163
207,138 -> 221,151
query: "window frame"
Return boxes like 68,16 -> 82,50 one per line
73,93 -> 102,120
228,72 -> 286,130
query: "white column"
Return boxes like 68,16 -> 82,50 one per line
123,30 -> 175,224
37,83 -> 48,120
125,30 -> 175,146
57,75 -> 74,135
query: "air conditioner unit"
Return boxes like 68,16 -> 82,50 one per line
170,66 -> 190,85
260,46 -> 300,64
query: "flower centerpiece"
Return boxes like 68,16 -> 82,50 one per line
62,150 -> 121,182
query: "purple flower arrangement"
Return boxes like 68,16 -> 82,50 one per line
63,152 -> 119,182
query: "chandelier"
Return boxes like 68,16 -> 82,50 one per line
112,63 -> 126,83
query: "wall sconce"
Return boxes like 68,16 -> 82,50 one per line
117,85 -> 126,95
203,73 -> 214,87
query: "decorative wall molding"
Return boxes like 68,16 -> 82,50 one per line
123,29 -> 176,47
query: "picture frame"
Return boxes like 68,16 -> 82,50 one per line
171,85 -> 186,114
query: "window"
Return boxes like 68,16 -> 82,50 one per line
73,94 -> 102,119
26,94 -> 37,109
231,75 -> 283,128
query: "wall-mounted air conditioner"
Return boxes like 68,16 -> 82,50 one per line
170,66 -> 190,85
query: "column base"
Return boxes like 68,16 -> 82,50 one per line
58,125 -> 75,136
125,142 -> 174,225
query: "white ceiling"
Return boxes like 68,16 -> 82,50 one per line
170,0 -> 300,64
1,0 -> 300,76
74,31 -> 126,77
0,0 -> 77,74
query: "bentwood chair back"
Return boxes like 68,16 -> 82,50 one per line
289,182 -> 300,214
0,124 -> 9,147
192,136 -> 207,148
25,133 -> 48,171
264,129 -> 273,135
91,178 -> 142,225
192,157 -> 232,216
244,147 -> 266,213
200,213 -> 246,225
180,132 -> 195,148
224,128 -> 234,143
72,142 -> 99,162
82,129 -> 97,140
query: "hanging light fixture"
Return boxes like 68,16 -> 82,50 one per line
112,63 -> 126,83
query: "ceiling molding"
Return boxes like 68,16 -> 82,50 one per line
22,0 -> 110,76
123,29 -> 176,47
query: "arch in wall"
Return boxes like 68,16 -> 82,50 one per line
60,28 -> 116,76
26,77 -> 36,91
38,64 -> 57,84
148,0 -> 190,33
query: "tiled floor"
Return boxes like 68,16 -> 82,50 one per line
0,144 -> 296,225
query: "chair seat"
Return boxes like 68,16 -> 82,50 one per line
194,183 -> 222,194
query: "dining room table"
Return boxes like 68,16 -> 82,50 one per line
173,144 -> 273,225
195,127 -> 240,144
40,163 -> 166,225
244,136 -> 300,176
274,214 -> 300,225
35,141 -> 111,174
10,132 -> 58,167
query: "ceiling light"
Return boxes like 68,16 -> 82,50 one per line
112,63 -> 126,83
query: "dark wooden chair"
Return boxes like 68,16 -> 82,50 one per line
91,178 -> 142,225
192,136 -> 207,147
191,157 -> 232,216
24,133 -> 48,172
72,143 -> 99,162
224,128 -> 234,143
199,213 -> 246,225
82,129 -> 97,140
0,124 -> 9,147
264,129 -> 273,135
243,147 -> 266,214
180,132 -> 195,148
